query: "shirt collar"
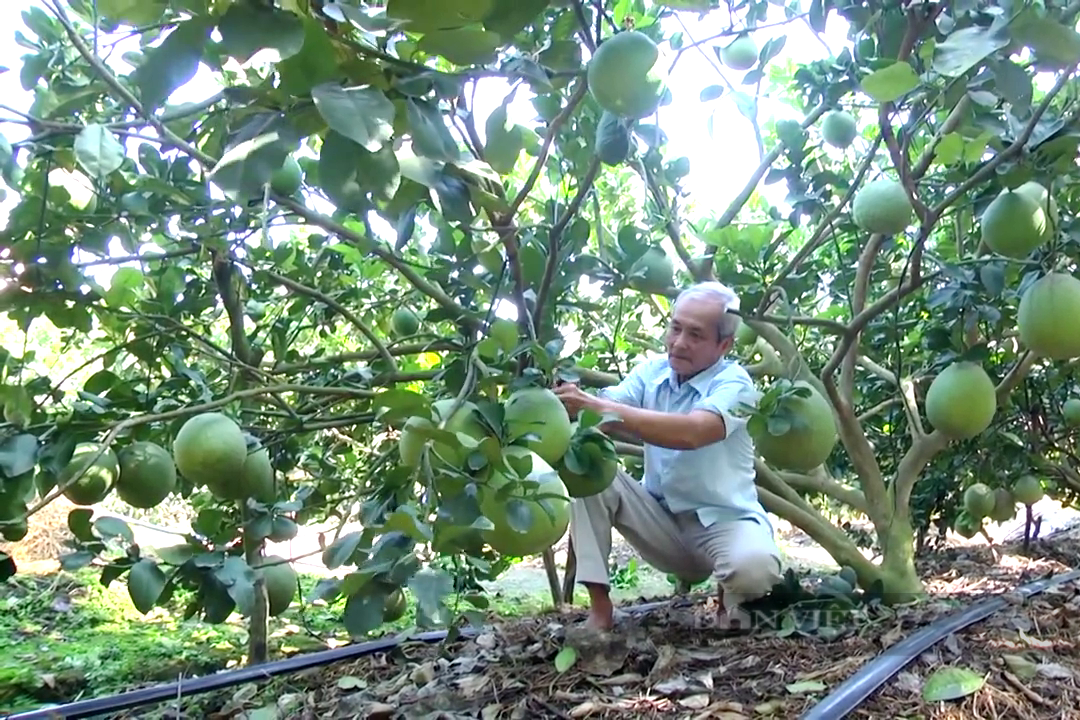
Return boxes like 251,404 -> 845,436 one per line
651,355 -> 733,394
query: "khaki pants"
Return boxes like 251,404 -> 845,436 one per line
570,468 -> 783,614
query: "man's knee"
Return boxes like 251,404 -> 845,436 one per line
721,551 -> 783,599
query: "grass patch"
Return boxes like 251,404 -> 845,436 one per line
0,563 -> 561,715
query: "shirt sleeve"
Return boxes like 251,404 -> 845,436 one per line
692,373 -> 760,436
596,362 -> 648,408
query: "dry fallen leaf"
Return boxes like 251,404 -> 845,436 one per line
679,693 -> 712,710
1037,662 -> 1074,679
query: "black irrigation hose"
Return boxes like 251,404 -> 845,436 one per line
8,568 -> 1080,720
0,596 -> 692,720
800,567 -> 1080,720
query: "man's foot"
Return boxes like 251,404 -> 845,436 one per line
584,610 -> 615,631
583,582 -> 616,631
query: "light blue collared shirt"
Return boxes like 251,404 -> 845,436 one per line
599,354 -> 773,533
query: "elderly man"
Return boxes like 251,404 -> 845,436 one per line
553,281 -> 783,631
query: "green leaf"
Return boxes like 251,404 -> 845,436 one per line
276,17 -> 342,96
416,27 -> 502,66
990,59 -> 1033,111
860,61 -> 920,103
132,18 -> 211,110
127,558 -> 168,614
96,0 -> 168,26
932,132 -> 964,166
407,567 -> 453,622
311,84 -> 396,152
153,543 -> 195,566
785,680 -> 827,694
207,119 -> 301,200
67,508 -> 95,542
317,130 -> 374,213
355,143 -> 402,202
342,590 -> 386,636
503,498 -> 532,533
105,266 -> 144,309
217,3 -> 305,63
930,23 -> 1010,78
386,0 -> 493,32
554,646 -> 578,672
382,506 -> 434,542
484,102 -> 524,175
94,515 -> 135,544
979,263 -> 1005,296
482,0 -> 549,38
323,530 -> 365,570
1010,12 -> 1080,69
405,99 -> 461,162
270,516 -> 299,542
922,666 -> 985,701
73,124 -> 125,180
699,84 -> 724,102
0,433 -> 38,478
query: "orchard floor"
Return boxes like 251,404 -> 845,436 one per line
181,531 -> 1080,720
18,521 -> 1076,720
5,500 -> 1080,718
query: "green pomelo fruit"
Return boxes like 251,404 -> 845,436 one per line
953,511 -> 982,539
503,387 -> 574,465
398,400 -> 494,470
488,318 -> 518,354
173,412 -> 248,490
238,437 -> 275,502
556,425 -> 620,498
735,322 -> 758,346
988,488 -> 1016,523
1013,475 -> 1044,506
753,381 -> 838,472
60,443 -> 119,506
116,441 -> 177,509
586,31 -> 667,120
1016,272 -> 1080,360
270,156 -> 303,196
962,482 -> 995,519
480,447 -> 571,557
384,588 -> 407,622
390,307 -> 420,337
258,555 -> 298,617
852,178 -> 912,235
821,110 -> 858,149
1013,180 -> 1058,235
595,110 -> 632,166
820,576 -> 854,596
924,362 -> 996,440
719,35 -> 758,71
628,247 -> 675,295
1063,398 -> 1080,427
980,189 -> 1047,259
838,565 -> 858,588
398,416 -> 435,469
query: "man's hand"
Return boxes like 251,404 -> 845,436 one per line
553,382 -> 599,419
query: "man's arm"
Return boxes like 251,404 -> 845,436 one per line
592,375 -> 756,451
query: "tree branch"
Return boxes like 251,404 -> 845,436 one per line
755,134 -> 883,317
702,102 -> 830,277
534,156 -> 601,332
265,270 -> 397,372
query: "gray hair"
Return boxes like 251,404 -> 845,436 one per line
673,281 -> 742,340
